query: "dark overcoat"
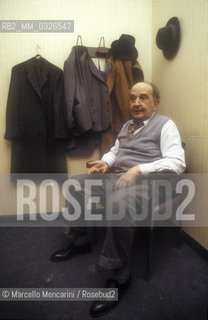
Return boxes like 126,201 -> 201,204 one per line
4,57 -> 69,174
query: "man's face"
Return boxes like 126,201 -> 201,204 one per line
129,83 -> 159,122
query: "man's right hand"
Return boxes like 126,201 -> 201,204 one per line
87,160 -> 109,174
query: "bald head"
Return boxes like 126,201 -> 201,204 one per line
129,82 -> 160,122
130,82 -> 160,101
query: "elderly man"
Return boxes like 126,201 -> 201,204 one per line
51,82 -> 186,317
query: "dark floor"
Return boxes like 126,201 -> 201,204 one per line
0,227 -> 207,320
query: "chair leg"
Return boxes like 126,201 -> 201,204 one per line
176,227 -> 183,248
145,226 -> 154,281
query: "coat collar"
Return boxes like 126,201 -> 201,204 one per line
26,57 -> 49,98
107,56 -> 144,94
72,46 -> 108,84
87,54 -> 109,84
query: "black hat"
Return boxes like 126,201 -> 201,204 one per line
156,17 -> 180,59
110,34 -> 138,61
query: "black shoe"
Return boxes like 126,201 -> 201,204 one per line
89,276 -> 131,318
50,242 -> 91,262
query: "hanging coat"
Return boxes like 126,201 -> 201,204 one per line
100,56 -> 144,155
4,57 -> 69,174
64,46 -> 111,155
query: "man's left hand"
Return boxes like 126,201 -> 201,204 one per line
114,166 -> 141,190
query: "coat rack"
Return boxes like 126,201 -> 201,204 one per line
76,35 -> 110,58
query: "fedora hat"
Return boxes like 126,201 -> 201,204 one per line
156,17 -> 180,59
110,34 -> 138,61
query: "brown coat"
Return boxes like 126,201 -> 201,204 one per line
101,56 -> 144,154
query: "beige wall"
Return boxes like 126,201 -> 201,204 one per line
0,0 -> 151,213
0,0 -> 152,175
152,0 -> 208,249
1,0 -> 207,250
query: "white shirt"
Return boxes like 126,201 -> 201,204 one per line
102,116 -> 186,175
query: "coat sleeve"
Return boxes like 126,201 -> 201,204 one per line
64,48 -> 93,134
53,70 -> 70,138
4,67 -> 23,139
114,60 -> 131,124
63,52 -> 76,129
132,61 -> 144,82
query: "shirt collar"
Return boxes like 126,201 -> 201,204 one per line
130,111 -> 156,127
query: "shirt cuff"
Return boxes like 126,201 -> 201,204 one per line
101,156 -> 114,168
139,163 -> 156,175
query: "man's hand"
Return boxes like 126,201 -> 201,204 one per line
114,165 -> 141,190
88,160 -> 109,174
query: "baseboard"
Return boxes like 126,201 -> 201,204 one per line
181,229 -> 208,262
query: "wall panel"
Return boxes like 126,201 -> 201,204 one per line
0,0 -> 152,215
152,0 -> 208,249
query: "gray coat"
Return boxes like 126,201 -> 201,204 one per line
64,46 -> 110,134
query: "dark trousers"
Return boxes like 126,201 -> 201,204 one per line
64,173 -> 150,279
